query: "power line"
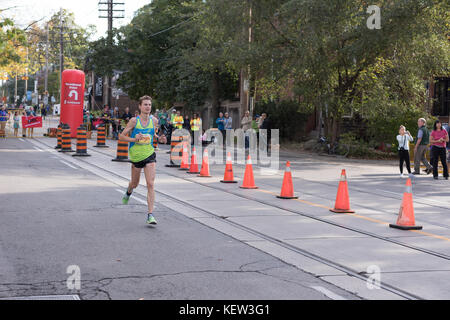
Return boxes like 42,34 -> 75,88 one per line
146,16 -> 194,38
98,0 -> 125,106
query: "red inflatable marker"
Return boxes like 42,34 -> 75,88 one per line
60,69 -> 85,137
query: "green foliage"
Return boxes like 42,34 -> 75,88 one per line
0,17 -> 25,66
255,100 -> 313,141
85,0 -> 239,112
83,0 -> 449,147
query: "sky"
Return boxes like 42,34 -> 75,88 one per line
1,0 -> 151,40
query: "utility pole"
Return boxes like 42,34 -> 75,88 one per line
98,0 -> 124,107
45,23 -> 49,94
59,7 -> 64,100
25,47 -> 29,103
14,74 -> 17,104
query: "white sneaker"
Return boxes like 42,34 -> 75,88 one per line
400,174 -> 404,178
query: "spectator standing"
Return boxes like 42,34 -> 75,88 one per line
111,108 -> 121,140
396,125 -> 414,177
0,105 -> 9,133
259,113 -> 272,151
27,108 -> 36,138
122,107 -> 133,123
40,104 -> 47,120
183,114 -> 191,132
190,113 -> 202,144
430,120 -> 449,180
13,111 -> 20,137
413,118 -> 433,175
173,110 -> 184,130
216,112 -> 225,146
224,112 -> 233,147
241,110 -> 252,149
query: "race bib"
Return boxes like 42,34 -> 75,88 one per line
136,134 -> 151,145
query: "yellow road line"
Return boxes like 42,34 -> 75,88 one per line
256,187 -> 450,242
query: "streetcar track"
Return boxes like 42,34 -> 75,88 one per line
66,140 -> 450,253
34,138 -> 450,300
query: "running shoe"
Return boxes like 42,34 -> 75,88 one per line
146,213 -> 157,225
122,192 -> 130,205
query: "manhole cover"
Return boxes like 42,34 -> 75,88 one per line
0,295 -> 80,300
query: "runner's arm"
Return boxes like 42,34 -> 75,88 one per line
119,117 -> 140,142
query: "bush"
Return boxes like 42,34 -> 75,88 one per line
365,107 -> 436,152
339,132 -> 396,159
254,100 -> 313,141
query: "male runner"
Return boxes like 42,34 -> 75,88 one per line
119,96 -> 159,225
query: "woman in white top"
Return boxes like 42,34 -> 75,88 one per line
397,125 -> 414,177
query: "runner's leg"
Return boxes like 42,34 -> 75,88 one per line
128,165 -> 142,194
143,162 -> 156,213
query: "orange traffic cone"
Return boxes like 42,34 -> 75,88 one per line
179,142 -> 190,171
240,155 -> 258,189
220,152 -> 238,183
389,179 -> 422,230
198,148 -> 212,177
330,169 -> 355,213
277,161 -> 298,199
187,147 -> 200,174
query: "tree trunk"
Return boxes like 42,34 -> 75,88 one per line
211,70 -> 221,123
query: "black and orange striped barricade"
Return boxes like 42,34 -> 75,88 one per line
54,124 -> 62,149
94,124 -> 109,148
72,125 -> 91,157
59,123 -> 75,153
112,134 -> 131,163
166,133 -> 182,167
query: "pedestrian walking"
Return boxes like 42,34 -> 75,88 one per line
119,96 -> 159,225
413,118 -> 433,175
397,125 -> 413,177
430,120 -> 449,180
241,110 -> 252,149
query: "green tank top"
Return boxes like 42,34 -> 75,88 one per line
129,116 -> 155,163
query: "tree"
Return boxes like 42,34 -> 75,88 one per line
196,0 -> 450,142
86,0 -> 239,114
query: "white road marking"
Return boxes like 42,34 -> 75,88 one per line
59,160 -> 78,169
310,286 -> 347,300
33,146 -> 44,152
19,138 -> 25,142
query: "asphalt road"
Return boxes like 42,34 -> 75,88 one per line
0,138 -> 358,300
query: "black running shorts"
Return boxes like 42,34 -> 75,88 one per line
132,152 -> 156,168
